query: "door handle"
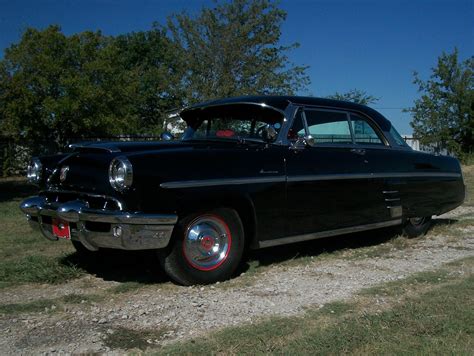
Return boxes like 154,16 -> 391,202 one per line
350,148 -> 366,156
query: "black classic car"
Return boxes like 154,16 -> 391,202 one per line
20,96 -> 465,285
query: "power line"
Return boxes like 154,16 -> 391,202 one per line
373,107 -> 407,110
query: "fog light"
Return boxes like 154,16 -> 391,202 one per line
113,226 -> 123,238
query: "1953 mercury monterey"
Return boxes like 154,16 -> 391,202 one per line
20,96 -> 466,285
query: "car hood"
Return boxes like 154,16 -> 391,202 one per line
70,140 -> 194,153
45,139 -> 267,195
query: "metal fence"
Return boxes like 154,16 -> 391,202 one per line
403,136 -> 451,156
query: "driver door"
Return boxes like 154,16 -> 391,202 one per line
284,107 -> 380,237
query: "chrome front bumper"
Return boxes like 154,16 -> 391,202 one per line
20,196 -> 177,251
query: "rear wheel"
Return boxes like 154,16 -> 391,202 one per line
403,216 -> 432,238
159,208 -> 244,285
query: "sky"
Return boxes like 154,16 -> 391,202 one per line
0,0 -> 473,135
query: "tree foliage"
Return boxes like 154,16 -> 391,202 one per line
327,89 -> 379,105
112,27 -> 185,132
0,0 -> 310,158
0,26 -> 183,154
166,0 -> 310,103
408,48 -> 473,156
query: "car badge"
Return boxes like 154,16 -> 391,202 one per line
60,166 -> 69,182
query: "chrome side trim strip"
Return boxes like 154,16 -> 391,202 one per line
160,176 -> 286,189
287,172 -> 461,183
68,143 -> 121,153
258,219 -> 403,248
161,172 -> 460,189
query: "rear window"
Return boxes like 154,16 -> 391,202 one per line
350,114 -> 384,145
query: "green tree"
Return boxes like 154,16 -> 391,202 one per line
112,27 -> 185,133
407,48 -> 473,156
0,26 -> 140,153
327,89 -> 379,105
166,0 -> 310,103
0,26 -> 183,153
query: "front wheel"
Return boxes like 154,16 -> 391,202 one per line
158,208 -> 245,285
403,216 -> 432,238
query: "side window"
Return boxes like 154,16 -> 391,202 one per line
304,110 -> 352,144
350,114 -> 384,145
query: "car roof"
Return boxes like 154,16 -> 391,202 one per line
181,95 -> 392,131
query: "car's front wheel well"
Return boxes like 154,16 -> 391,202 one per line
176,195 -> 257,250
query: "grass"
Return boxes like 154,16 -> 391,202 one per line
111,281 -> 146,294
103,327 -> 171,351
0,292 -> 105,315
0,179 -> 84,287
0,299 -> 59,315
61,293 -> 105,304
0,255 -> 83,285
160,257 -> 474,355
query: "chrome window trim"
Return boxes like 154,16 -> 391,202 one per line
160,172 -> 461,189
258,219 -> 403,248
283,103 -> 392,147
349,112 -> 388,146
301,107 -> 355,145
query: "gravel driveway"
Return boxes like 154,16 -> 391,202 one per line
1,206 -> 473,354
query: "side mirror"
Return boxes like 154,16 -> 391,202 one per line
160,131 -> 174,141
305,135 -> 315,147
291,135 -> 315,150
261,125 -> 278,142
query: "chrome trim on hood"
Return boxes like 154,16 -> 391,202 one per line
68,143 -> 121,153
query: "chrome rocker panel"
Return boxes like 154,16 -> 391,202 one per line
20,196 -> 177,252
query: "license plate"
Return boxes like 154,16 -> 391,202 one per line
52,219 -> 71,239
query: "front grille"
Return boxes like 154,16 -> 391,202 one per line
41,190 -> 123,211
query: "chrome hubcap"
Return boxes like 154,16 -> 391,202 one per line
183,215 -> 232,271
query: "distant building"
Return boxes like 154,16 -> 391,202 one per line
403,135 -> 450,156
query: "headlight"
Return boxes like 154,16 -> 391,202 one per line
27,158 -> 42,184
109,156 -> 133,192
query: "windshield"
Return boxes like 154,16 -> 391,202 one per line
181,104 -> 284,142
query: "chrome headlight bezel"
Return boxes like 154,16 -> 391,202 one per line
109,156 -> 133,192
27,158 -> 42,184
